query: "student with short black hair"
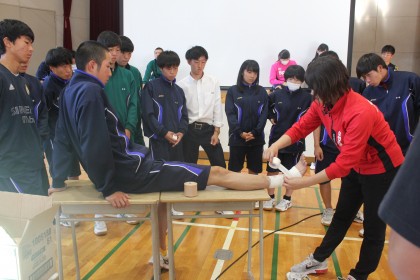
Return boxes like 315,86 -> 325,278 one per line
260,65 -> 312,212
357,53 -> 420,156
381,44 -> 397,71
179,46 -> 230,215
50,40 -> 307,269
117,35 -> 145,146
43,47 -> 80,180
0,19 -> 49,195
142,50 -> 187,162
225,60 -> 268,181
96,30 -> 139,235
97,31 -> 137,143
179,46 -> 224,167
143,47 -> 163,83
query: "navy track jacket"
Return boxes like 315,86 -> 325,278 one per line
362,69 -> 420,154
52,70 -> 154,196
225,84 -> 268,146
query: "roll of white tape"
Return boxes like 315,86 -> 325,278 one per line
268,157 -> 281,169
184,181 -> 198,197
268,157 -> 291,177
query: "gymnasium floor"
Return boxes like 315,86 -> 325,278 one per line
55,160 -> 395,280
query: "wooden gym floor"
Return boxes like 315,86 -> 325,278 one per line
53,160 -> 396,280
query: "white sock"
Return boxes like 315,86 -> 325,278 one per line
268,166 -> 302,189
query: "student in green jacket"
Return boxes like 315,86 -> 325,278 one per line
143,47 -> 163,84
117,35 -> 145,145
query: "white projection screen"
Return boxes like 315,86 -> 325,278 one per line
123,0 -> 354,88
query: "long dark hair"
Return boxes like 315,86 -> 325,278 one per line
236,60 -> 260,92
306,56 -> 349,109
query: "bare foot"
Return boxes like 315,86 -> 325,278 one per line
295,155 -> 307,176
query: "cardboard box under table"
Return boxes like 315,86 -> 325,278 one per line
0,191 -> 58,280
160,186 -> 270,280
52,180 -> 160,280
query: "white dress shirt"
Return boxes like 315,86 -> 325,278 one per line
178,73 -> 223,127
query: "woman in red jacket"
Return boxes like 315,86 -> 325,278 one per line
264,56 -> 404,280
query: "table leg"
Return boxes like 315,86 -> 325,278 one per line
167,203 -> 175,280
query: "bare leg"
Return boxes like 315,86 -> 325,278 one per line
320,182 -> 333,209
207,156 -> 306,190
207,166 -> 270,190
158,203 -> 167,251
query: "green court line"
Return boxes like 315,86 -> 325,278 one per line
314,187 -> 342,278
173,212 -> 200,250
82,219 -> 146,280
270,202 -> 281,280
150,212 -> 201,280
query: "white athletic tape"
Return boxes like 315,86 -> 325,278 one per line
268,157 -> 292,177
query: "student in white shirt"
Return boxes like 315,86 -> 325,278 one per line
178,46 -> 231,215
178,46 -> 225,166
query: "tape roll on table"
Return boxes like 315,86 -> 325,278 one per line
184,181 -> 198,197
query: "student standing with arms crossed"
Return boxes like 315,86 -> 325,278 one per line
264,56 -> 404,280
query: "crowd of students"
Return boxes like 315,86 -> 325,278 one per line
1,19 -> 420,280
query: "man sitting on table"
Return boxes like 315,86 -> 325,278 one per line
48,40 -> 307,268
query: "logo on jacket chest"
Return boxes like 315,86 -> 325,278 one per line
332,130 -> 343,147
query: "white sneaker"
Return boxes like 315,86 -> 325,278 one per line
290,253 -> 328,274
275,199 -> 292,212
117,214 -> 139,225
215,210 -> 235,217
171,207 -> 184,216
263,198 -> 275,210
286,272 -> 311,280
148,254 -> 169,270
310,162 -> 315,170
59,213 -> 80,227
359,228 -> 364,238
321,208 -> 334,226
94,215 -> 108,236
353,211 -> 364,223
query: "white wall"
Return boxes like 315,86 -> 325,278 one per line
0,0 -> 89,75
123,0 -> 352,88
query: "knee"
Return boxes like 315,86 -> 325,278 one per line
210,166 -> 229,177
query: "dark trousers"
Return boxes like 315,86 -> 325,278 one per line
183,122 -> 225,168
313,168 -> 398,280
44,138 -> 80,178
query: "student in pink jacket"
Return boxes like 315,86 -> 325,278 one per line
269,49 -> 297,89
